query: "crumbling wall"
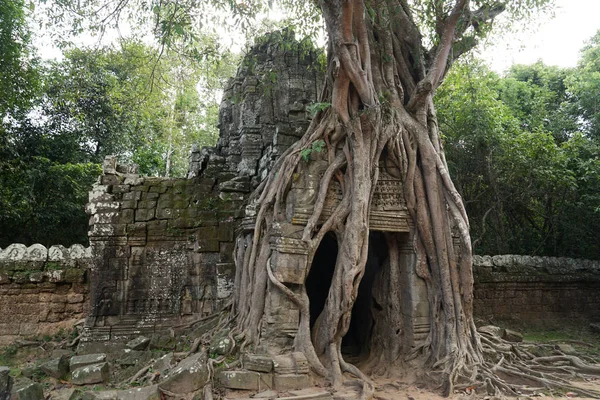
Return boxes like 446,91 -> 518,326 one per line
83,157 -> 237,341
0,244 -> 89,345
473,255 -> 600,326
82,31 -> 324,342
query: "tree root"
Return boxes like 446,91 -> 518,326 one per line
453,331 -> 600,398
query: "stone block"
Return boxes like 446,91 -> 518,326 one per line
158,352 -> 209,395
137,200 -> 157,209
115,350 -> 152,367
70,353 -> 107,371
195,239 -> 220,253
243,354 -> 273,373
70,363 -> 109,385
67,293 -> 84,304
217,370 -> 260,390
556,343 -> 577,355
151,353 -> 175,374
146,220 -> 168,232
111,184 -> 130,194
135,209 -> 155,222
273,352 -> 309,374
64,269 -> 85,283
121,200 -> 137,209
273,374 -> 311,391
270,251 -> 307,285
116,385 -> 159,400
66,303 -> 84,314
123,191 -> 142,201
40,355 -> 69,379
142,192 -> 159,200
10,379 -> 43,400
501,329 -> 523,343
126,336 -> 150,351
259,372 -> 273,390
117,209 -> 135,224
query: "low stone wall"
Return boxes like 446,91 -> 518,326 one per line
0,244 -> 89,345
473,255 -> 600,326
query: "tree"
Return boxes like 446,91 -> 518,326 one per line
568,30 -> 600,139
40,40 -> 236,176
437,59 -> 600,260
0,0 -> 39,128
0,38 -> 236,246
40,0 -> 600,397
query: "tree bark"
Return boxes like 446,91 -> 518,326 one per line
230,1 -> 600,398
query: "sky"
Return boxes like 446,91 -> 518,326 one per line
479,0 -> 600,72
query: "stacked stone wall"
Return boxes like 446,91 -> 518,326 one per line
83,157 -> 238,341
473,255 -> 600,326
0,244 -> 89,345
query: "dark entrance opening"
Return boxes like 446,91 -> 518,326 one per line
305,231 -> 389,360
306,232 -> 338,330
342,231 -> 388,359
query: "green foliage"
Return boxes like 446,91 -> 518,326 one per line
301,139 -> 326,162
0,344 -> 18,366
37,39 -> 236,176
0,157 -> 101,247
567,30 -> 600,139
307,102 -> 331,116
0,36 -> 236,245
0,0 -> 40,121
437,58 -> 600,259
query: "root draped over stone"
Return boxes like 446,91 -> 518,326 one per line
222,1 -> 600,399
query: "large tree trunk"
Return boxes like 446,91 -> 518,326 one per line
229,1 -> 600,398
233,0 -> 478,393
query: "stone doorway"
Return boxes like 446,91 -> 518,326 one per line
305,231 -> 391,361
306,232 -> 338,332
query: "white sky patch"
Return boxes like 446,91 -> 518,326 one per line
479,0 -> 600,72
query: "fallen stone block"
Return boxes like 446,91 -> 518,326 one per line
116,385 -> 159,400
243,353 -> 273,372
70,353 -> 107,371
41,355 -> 69,379
126,336 -> 150,351
0,366 -> 12,400
501,328 -> 523,343
116,350 -> 152,367
151,353 -> 174,374
217,370 -> 260,390
70,363 -> 109,385
556,343 -> 577,355
273,373 -> 311,391
10,379 -> 44,400
158,352 -> 209,395
273,352 -> 309,375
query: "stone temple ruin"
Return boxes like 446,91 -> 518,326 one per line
81,31 -> 433,360
0,29 -> 600,400
1,30 -> 599,366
